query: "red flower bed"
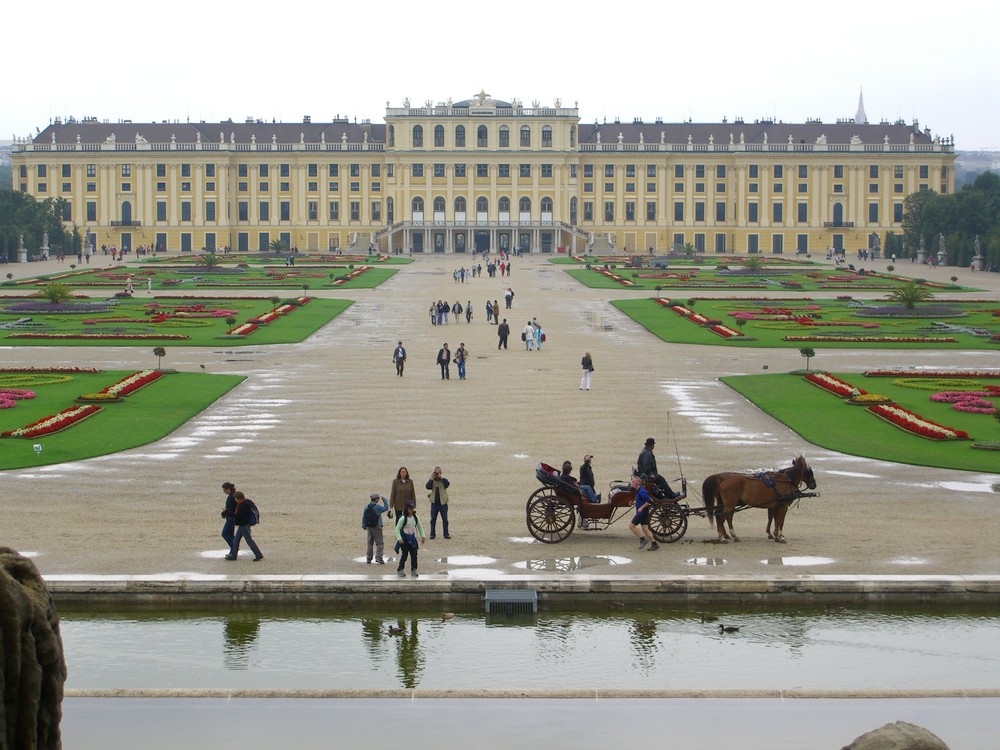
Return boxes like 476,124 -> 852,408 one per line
100,370 -> 166,397
866,404 -> 970,440
784,336 -> 957,343
803,372 -> 864,398
2,404 -> 102,438
863,370 -> 1000,378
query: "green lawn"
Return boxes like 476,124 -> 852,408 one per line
613,297 -> 1000,350
0,297 -> 352,347
722,372 -> 999,471
0,369 -> 244,469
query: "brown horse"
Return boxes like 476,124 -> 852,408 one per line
702,456 -> 816,543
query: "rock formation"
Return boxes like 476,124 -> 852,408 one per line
0,547 -> 67,750
841,720 -> 950,750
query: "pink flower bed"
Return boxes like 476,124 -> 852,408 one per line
0,389 -> 35,408
929,391 -> 998,415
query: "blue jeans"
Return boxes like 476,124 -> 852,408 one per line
579,485 -> 599,503
221,517 -> 235,548
430,502 -> 449,537
230,524 -> 262,559
457,360 -> 466,379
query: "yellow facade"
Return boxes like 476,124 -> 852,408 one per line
11,95 -> 956,256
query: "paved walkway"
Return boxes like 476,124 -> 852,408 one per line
1,253 -> 998,583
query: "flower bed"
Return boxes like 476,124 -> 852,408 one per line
1,404 -> 102,438
708,324 -> 748,339
863,370 -> 1000,378
803,372 -> 864,398
0,388 -> 36,408
866,404 -> 970,440
929,391 -> 998,415
7,333 -> 190,340
100,370 -> 165,397
76,393 -> 123,403
847,394 -> 893,405
226,323 -> 259,336
784,335 -> 957,343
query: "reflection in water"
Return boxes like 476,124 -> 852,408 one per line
513,555 -> 629,572
223,615 -> 261,670
761,556 -> 835,566
686,557 -> 727,566
394,619 -> 423,689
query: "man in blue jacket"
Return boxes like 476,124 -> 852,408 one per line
363,493 -> 389,564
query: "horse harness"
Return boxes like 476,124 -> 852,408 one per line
750,469 -> 807,506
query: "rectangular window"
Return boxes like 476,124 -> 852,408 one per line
674,202 -> 684,221
350,201 -> 360,221
497,164 -> 509,178
371,182 -> 380,192
280,201 -> 290,221
605,164 -> 614,178
695,165 -> 705,178
238,164 -> 248,177
156,201 -> 167,221
798,165 -> 807,179
715,234 -> 727,253
797,202 -> 807,223
647,165 -> 656,178
604,201 -> 614,221
520,164 -> 531,177
117,164 -> 130,177
206,182 -> 216,192
646,201 -> 656,221
748,234 -> 759,253
350,182 -> 360,192
695,202 -> 705,222
748,203 -> 759,222
371,201 -> 381,222
205,201 -> 216,222
833,165 -> 843,179
86,201 -> 96,221
869,165 -> 879,179
349,164 -> 359,178
61,164 -> 71,178
412,164 -> 423,177
797,183 -> 807,193
37,183 -> 47,193
868,203 -> 879,223
894,184 -> 903,194
455,164 -> 467,177
541,164 -> 553,178
773,165 -> 783,178
893,203 -> 903,222
206,164 -> 216,178
584,182 -> 593,193
308,201 -> 318,221
774,183 -> 784,193
626,165 -> 636,178
797,234 -> 809,253
238,201 -> 248,221
748,183 -> 758,193
583,202 -> 593,221
329,164 -> 339,177
180,202 -> 191,222
625,202 -> 635,221
61,183 -> 71,193
307,182 -> 317,192
280,164 -> 290,178
716,165 -> 726,178
674,164 -> 684,178
919,165 -> 929,179
308,164 -> 318,178
604,182 -> 614,193
749,165 -> 759,179
674,183 -> 684,192
118,183 -> 128,192
716,183 -> 726,193
259,202 -> 270,221
625,182 -> 635,192
371,164 -> 381,177
181,182 -> 191,192
434,163 -> 445,177
894,165 -> 904,179
477,164 -> 488,177
86,182 -> 96,192
280,182 -> 290,192
261,165 -> 271,179
329,201 -> 339,220
87,164 -> 96,177
716,201 -> 726,221
180,164 -> 190,178
584,165 -> 593,178
329,182 -> 339,191
773,203 -> 783,223
156,164 -> 166,177
259,182 -> 269,192
647,183 -> 656,192
772,234 -> 783,254
869,183 -> 879,193
834,184 -> 843,193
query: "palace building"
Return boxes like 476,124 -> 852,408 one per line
10,92 -> 956,256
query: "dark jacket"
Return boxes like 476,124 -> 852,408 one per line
222,491 -> 237,519
234,498 -> 256,526
437,347 -> 451,364
580,463 -> 595,488
637,447 -> 658,478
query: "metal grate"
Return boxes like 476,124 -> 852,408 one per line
484,589 -> 538,615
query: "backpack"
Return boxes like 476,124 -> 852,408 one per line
246,499 -> 260,526
362,503 -> 380,529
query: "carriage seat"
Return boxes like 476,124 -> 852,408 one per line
535,462 -> 583,497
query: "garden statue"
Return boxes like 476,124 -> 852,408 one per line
938,233 -> 947,264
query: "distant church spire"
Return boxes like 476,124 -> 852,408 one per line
855,88 -> 868,125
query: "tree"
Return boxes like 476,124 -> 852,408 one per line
152,346 -> 166,370
886,281 -> 934,310
41,282 -> 73,304
741,254 -> 765,273
270,238 -> 288,253
901,190 -> 937,254
682,242 -> 696,256
201,252 -> 221,269
799,347 -> 816,371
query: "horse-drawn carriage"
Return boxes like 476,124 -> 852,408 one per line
525,462 -> 690,544
525,457 -> 818,544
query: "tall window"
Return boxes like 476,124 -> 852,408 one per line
748,203 -> 759,222
520,126 -> 531,147
541,126 -> 552,147
434,125 -> 444,147
455,126 -> 465,147
455,197 -> 466,213
412,125 -> 423,147
646,201 -> 656,221
604,201 -> 614,222
433,196 -> 445,212
412,197 -> 424,213
519,197 -> 531,213
499,126 -> 509,148
477,125 -> 488,147
477,196 -> 488,212
674,202 -> 684,221
773,203 -> 783,223
541,197 -> 553,213
498,196 -> 510,213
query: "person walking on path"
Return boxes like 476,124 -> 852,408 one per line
455,343 -> 469,380
486,300 -> 494,324
452,300 -> 463,322
362,492 -> 389,564
505,287 -> 514,308
395,502 -> 426,577
465,300 -> 473,323
533,319 -> 544,350
522,320 -> 535,350
497,318 -> 510,349
226,491 -> 264,561
627,476 -> 659,551
389,466 -> 417,518
581,352 -> 594,390
426,466 -> 451,539
220,481 -> 237,549
493,300 -> 500,323
393,341 -> 407,377
442,301 -> 450,325
436,342 -> 452,379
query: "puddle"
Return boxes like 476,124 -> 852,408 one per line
889,557 -> 929,565
825,470 -> 881,479
508,537 -> 537,543
435,555 -> 496,565
761,556 -> 835,566
446,568 -> 506,578
447,441 -> 499,447
512,555 -> 629,572
938,481 -> 997,493
686,557 -> 727,566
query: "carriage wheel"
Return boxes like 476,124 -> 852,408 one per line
649,503 -> 688,543
525,488 -> 576,543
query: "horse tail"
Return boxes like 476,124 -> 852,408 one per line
702,475 -> 719,528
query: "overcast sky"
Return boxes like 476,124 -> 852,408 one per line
5,0 -> 997,150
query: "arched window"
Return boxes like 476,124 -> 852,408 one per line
412,125 -> 423,148
520,126 -> 531,147
519,197 -> 531,213
434,125 -> 445,147
455,125 -> 465,147
477,125 -> 488,148
433,196 -> 446,212
499,126 -> 510,148
455,197 -> 466,213
412,197 -> 424,212
121,201 -> 132,224
540,197 -> 553,213
498,196 -> 510,213
833,203 -> 844,225
542,126 -> 552,147
476,196 -> 488,213
388,125 -> 395,148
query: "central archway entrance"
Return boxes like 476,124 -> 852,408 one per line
474,231 -> 490,252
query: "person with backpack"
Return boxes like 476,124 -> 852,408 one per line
394,501 -> 425,578
225,491 -> 263,561
362,493 -> 389,564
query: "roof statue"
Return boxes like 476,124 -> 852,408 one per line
51,132 -> 56,144
474,90 -> 491,105
341,132 -> 347,144
788,133 -> 793,144
762,132 -> 768,144
850,134 -> 862,145
729,132 -> 734,145
135,132 -> 148,144
639,132 -> 644,144
300,132 -> 305,144
816,133 -> 827,144
709,134 -> 714,145
884,134 -> 890,144
195,131 -> 201,144
554,98 -> 561,108
105,133 -> 116,144
250,134 -> 255,144
272,134 -> 277,145
739,132 -> 745,144
618,132 -> 623,144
